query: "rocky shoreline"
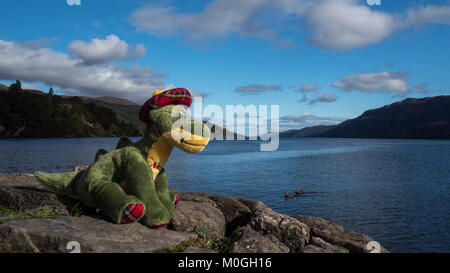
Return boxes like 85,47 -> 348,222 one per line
0,173 -> 388,253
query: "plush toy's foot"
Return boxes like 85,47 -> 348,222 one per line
149,219 -> 176,229
150,223 -> 167,229
122,203 -> 144,224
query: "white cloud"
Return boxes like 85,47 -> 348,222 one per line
67,0 -> 81,6
409,83 -> 430,94
299,83 -> 318,92
67,35 -> 146,64
300,94 -> 308,102
0,39 -> 169,103
404,4 -> 450,26
297,83 -> 336,105
309,92 -> 337,105
129,1 -> 288,41
331,71 -> 428,96
305,0 -> 397,51
333,72 -> 408,93
129,0 -> 450,51
22,38 -> 58,50
190,89 -> 209,99
235,84 -> 283,94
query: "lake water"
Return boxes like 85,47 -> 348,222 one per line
1,137 -> 449,253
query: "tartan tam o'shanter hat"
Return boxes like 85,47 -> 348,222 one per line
139,88 -> 192,123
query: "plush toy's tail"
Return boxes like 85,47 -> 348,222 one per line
35,171 -> 81,199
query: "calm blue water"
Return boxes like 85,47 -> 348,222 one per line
1,137 -> 449,253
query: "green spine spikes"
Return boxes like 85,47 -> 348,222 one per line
36,105 -> 210,227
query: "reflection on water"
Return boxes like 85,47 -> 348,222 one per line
1,137 -> 449,252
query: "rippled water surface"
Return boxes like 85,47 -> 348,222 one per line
1,137 -> 449,252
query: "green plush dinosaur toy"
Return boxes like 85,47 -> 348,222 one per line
35,88 -> 210,228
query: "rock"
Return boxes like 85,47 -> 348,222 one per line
73,166 -> 89,172
178,192 -> 216,205
172,194 -> 226,239
181,193 -> 252,235
304,236 -> 349,253
227,226 -> 289,253
292,215 -> 388,253
302,244 -> 331,253
236,198 -> 266,213
198,194 -> 252,235
0,173 -> 389,253
0,215 -> 197,253
249,206 -> 310,252
204,194 -> 251,223
0,186 -> 79,215
0,173 -> 43,188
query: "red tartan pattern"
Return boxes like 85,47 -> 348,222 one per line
139,88 -> 192,123
121,203 -> 144,224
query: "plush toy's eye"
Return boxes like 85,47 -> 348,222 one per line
179,111 -> 186,117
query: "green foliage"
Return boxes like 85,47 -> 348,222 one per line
69,203 -> 83,217
154,226 -> 231,253
27,207 -> 59,219
0,205 -> 22,216
86,100 -> 146,133
0,89 -> 143,137
0,205 -> 59,224
194,226 -> 231,251
92,123 -> 106,136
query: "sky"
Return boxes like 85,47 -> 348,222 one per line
1,0 -> 450,132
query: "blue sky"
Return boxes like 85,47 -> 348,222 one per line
1,0 -> 450,131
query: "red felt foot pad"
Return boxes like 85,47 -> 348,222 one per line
122,203 -> 144,224
150,223 -> 167,229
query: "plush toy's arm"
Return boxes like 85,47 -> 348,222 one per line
122,150 -> 171,226
154,168 -> 178,207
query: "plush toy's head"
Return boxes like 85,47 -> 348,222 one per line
139,88 -> 210,154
